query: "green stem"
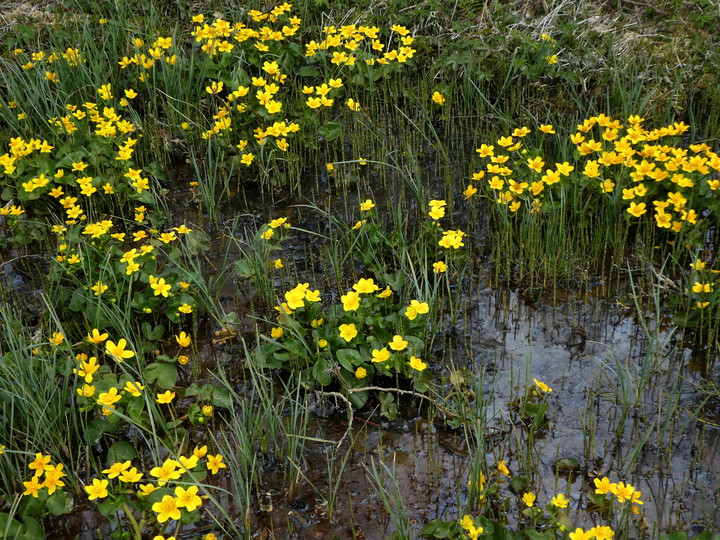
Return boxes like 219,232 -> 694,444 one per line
121,503 -> 142,540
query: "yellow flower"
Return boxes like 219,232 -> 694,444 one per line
338,323 -> 358,342
463,184 -> 477,199
175,485 -> 203,511
156,391 -> 176,404
360,199 -> 375,211
371,347 -> 390,363
569,528 -> 593,540
627,202 -> 647,217
49,331 -> 64,346
377,286 -> 392,298
693,282 -> 712,293
87,328 -> 109,344
551,493 -> 570,508
408,356 -> 427,371
589,526 -> 615,540
353,278 -> 380,294
269,217 -> 287,229
355,367 -> 367,379
533,378 -> 552,393
178,304 -> 192,314
150,277 -> 172,297
522,492 -> 536,507
23,476 -> 43,498
389,335 -> 408,351
175,332 -> 191,347
85,478 -> 109,500
138,483 -> 158,497
240,153 -> 255,166
206,81 -> 224,94
433,261 -> 447,273
119,467 -> 143,483
103,460 -> 131,478
106,339 -> 135,362
341,290 -> 361,311
271,327 -> 284,339
124,381 -> 144,397
150,459 -> 182,485
76,384 -> 95,397
206,454 -> 227,474
497,460 -> 510,477
405,300 -> 429,320
614,482 -> 638,503
432,91 -> 445,105
29,452 -> 53,474
97,387 -> 121,415
152,495 -> 181,523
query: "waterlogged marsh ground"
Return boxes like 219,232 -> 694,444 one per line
2,0 -> 720,538
92,176 -> 720,537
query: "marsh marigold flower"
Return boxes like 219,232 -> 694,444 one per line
533,378 -> 552,393
106,339 -> 135,362
389,335 -> 408,351
405,300 -> 429,320
206,454 -> 227,474
360,199 -> 375,211
338,323 -> 358,342
156,391 -> 175,404
175,332 -> 191,347
408,356 -> 427,371
153,495 -> 181,523
85,478 -> 109,500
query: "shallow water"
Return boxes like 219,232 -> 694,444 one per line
10,162 -> 720,538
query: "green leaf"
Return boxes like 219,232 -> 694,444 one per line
212,387 -> 233,409
554,458 -> 579,471
125,396 -> 145,423
661,534 -> 688,540
318,122 -> 342,142
143,362 -> 178,389
106,441 -> 137,465
17,516 -> 44,540
525,529 -> 553,540
97,496 -> 128,518
0,513 -> 21,537
46,490 -> 73,516
510,475 -> 529,493
348,390 -> 368,409
1,186 -> 14,202
185,229 -> 210,254
404,336 -> 424,356
84,418 -> 116,445
69,287 -> 87,312
297,65 -> 320,77
185,383 -> 211,400
142,323 -> 164,341
311,356 -> 333,386
336,349 -> 362,371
